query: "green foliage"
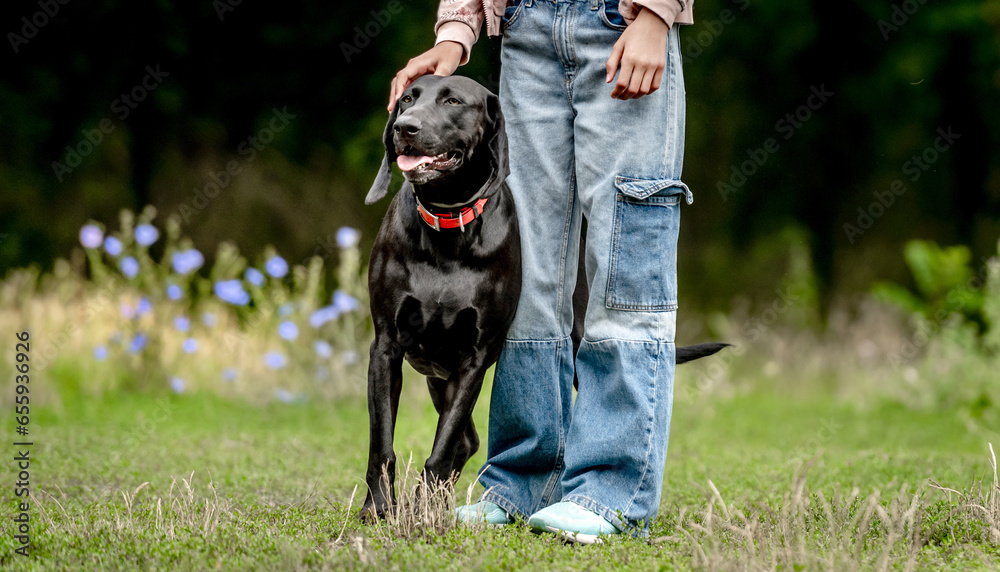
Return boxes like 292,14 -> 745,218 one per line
873,239 -> 994,333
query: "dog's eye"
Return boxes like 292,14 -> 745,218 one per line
401,95 -> 412,104
445,98 -> 462,105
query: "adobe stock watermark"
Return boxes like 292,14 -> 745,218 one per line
341,0 -> 417,63
682,0 -> 750,64
718,84 -> 834,201
173,107 -> 297,224
7,0 -> 71,54
213,0 -> 244,21
51,65 -> 170,182
843,126 -> 960,244
877,0 -> 930,40
677,283 -> 804,403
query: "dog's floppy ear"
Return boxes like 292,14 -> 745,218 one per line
485,91 -> 509,186
365,99 -> 401,205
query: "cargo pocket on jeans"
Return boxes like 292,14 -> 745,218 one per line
605,175 -> 691,312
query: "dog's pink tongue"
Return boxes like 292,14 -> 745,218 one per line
397,154 -> 433,172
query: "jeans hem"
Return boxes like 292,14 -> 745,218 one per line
480,490 -> 527,521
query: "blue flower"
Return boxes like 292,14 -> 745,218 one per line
265,256 -> 289,278
202,313 -> 217,327
174,316 -> 190,332
214,279 -> 250,306
79,224 -> 103,249
278,321 -> 299,341
337,226 -> 361,248
183,338 -> 198,353
134,224 -> 159,247
93,345 -> 108,361
332,290 -> 360,313
166,284 -> 183,300
342,350 -> 359,365
170,376 -> 186,394
222,368 -> 238,382
313,339 -> 332,358
245,267 -> 265,286
309,305 -> 339,329
264,352 -> 287,369
129,333 -> 147,354
120,256 -> 140,279
104,236 -> 123,256
136,297 -> 152,316
171,249 -> 205,275
274,388 -> 296,404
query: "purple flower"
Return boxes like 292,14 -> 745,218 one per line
170,376 -> 186,393
174,316 -> 190,332
265,256 -> 289,278
119,256 -> 140,279
264,352 -> 287,369
222,368 -> 238,382
104,236 -> 123,256
214,279 -> 250,306
166,284 -> 183,300
309,305 -> 339,329
278,321 -> 299,341
171,249 -> 204,275
313,339 -> 332,359
136,297 -> 152,316
332,290 -> 360,313
79,224 -> 103,249
129,333 -> 147,354
245,267 -> 265,287
274,388 -> 296,404
182,338 -> 198,353
120,303 -> 136,319
336,226 -> 361,248
93,345 -> 108,361
134,224 -> 159,247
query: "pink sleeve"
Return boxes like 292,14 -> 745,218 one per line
434,0 -> 485,66
631,0 -> 694,27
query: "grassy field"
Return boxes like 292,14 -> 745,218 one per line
3,368 -> 1000,570
3,216 -> 999,569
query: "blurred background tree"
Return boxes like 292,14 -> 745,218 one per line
2,0 -> 998,318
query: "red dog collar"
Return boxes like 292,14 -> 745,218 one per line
414,194 -> 488,232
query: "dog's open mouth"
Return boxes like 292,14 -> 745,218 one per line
396,147 -> 460,172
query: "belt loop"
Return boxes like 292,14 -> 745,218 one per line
591,0 -> 599,10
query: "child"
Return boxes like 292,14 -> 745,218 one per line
387,0 -> 693,543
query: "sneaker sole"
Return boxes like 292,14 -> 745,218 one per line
534,524 -> 605,545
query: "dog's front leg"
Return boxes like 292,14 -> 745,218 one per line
361,336 -> 404,522
422,359 -> 489,488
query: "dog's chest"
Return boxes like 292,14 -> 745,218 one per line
398,264 -> 483,379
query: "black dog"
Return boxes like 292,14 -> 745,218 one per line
362,75 -> 726,520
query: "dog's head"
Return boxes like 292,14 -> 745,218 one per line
366,75 -> 508,205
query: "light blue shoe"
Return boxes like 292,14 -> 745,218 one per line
455,501 -> 512,525
528,502 -> 621,544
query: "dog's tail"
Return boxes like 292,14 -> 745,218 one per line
676,342 -> 731,364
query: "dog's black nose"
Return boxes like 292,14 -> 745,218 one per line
393,115 -> 421,136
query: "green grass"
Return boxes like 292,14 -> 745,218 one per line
3,374 -> 999,570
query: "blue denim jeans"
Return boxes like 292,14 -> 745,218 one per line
480,0 -> 690,535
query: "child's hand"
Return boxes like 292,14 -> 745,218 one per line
605,9 -> 670,100
387,42 -> 465,111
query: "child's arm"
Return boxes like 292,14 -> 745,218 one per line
386,0 -> 485,111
